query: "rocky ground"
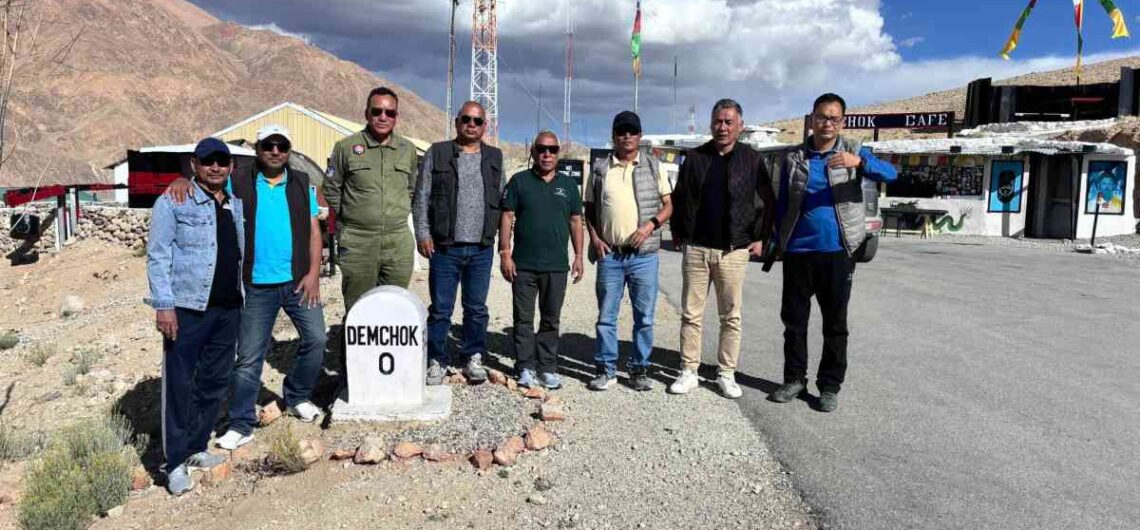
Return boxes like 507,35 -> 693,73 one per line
0,239 -> 816,530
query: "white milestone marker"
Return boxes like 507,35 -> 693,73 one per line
332,285 -> 452,421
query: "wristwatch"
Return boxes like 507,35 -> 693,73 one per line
649,217 -> 661,230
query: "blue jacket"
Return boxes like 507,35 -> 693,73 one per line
146,183 -> 245,311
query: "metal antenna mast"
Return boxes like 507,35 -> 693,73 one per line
471,0 -> 500,144
445,0 -> 459,139
563,3 -> 573,147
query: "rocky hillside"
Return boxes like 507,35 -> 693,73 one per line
766,55 -> 1140,142
0,0 -> 447,188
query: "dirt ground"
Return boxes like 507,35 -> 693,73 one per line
0,240 -> 815,529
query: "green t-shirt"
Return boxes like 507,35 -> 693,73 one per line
502,169 -> 583,272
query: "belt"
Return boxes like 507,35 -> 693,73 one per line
609,245 -> 639,254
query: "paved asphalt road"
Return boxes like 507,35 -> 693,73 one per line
657,239 -> 1140,530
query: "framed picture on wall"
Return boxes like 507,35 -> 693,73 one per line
1085,160 -> 1127,215
988,160 -> 1024,213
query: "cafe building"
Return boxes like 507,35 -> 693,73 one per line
866,133 -> 1136,240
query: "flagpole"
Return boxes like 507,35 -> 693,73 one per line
634,72 -> 639,112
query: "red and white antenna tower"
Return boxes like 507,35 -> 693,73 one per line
563,4 -> 573,147
471,0 -> 500,144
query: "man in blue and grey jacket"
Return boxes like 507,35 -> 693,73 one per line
767,93 -> 897,413
146,138 -> 245,495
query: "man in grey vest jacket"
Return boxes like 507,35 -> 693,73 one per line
584,111 -> 673,392
413,101 -> 503,385
767,93 -> 897,412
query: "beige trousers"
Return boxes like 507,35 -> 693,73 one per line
679,244 -> 749,375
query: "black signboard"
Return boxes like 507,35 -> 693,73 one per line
557,159 -> 585,186
841,112 -> 953,130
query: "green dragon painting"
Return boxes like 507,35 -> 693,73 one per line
933,208 -> 972,233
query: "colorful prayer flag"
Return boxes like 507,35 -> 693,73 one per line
1097,0 -> 1131,38
1001,0 -> 1039,60
1075,0 -> 1085,80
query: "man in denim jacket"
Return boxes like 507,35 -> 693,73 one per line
146,138 -> 245,495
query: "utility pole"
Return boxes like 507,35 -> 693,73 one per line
563,3 -> 574,148
445,0 -> 459,139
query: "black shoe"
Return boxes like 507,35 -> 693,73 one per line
818,391 -> 839,412
628,370 -> 652,392
769,381 -> 806,403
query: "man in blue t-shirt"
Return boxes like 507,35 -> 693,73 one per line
166,125 -> 326,447
768,93 -> 897,413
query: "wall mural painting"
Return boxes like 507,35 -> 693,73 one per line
988,160 -> 1024,213
888,156 -> 984,198
1085,160 -> 1127,215
934,206 -> 973,233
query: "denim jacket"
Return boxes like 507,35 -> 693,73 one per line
146,183 -> 245,311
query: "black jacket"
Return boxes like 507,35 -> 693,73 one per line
230,165 -> 313,284
671,141 -> 775,249
425,140 -> 503,246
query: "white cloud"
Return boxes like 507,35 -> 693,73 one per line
245,23 -> 312,45
898,37 -> 925,48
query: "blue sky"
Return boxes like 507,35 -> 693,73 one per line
189,0 -> 1140,145
885,0 -> 1134,60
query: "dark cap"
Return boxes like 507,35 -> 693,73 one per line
193,137 -> 230,159
612,111 -> 642,133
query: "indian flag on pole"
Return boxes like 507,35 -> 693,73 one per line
1097,0 -> 1131,38
1001,0 -> 1038,60
631,0 -> 642,77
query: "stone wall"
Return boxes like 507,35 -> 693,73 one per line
1,205 -> 150,256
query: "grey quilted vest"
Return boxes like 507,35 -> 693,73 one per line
588,149 -> 665,255
777,136 -> 866,256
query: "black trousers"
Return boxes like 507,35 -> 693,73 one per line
781,251 -> 855,393
163,306 -> 239,471
512,270 -> 568,374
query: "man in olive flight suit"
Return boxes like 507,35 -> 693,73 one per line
324,86 -> 419,314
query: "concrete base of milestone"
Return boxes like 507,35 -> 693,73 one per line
331,385 -> 453,422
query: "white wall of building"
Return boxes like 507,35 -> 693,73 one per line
113,161 -> 129,204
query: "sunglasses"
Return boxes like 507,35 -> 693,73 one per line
534,145 -> 560,155
459,115 -> 485,126
258,139 -> 291,153
369,107 -> 398,119
198,154 -> 231,167
614,126 -> 641,137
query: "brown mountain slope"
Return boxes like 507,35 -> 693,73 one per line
765,55 -> 1140,143
0,0 -> 446,188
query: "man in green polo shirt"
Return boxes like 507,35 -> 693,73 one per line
499,131 -> 584,390
324,86 -> 418,313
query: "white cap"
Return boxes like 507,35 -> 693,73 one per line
256,124 -> 292,143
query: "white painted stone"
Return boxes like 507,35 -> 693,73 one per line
331,285 -> 451,422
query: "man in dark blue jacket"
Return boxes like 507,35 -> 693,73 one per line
768,93 -> 897,412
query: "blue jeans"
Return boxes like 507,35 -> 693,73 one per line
427,244 -> 493,366
163,306 -> 239,470
594,251 -> 659,377
228,283 -> 327,435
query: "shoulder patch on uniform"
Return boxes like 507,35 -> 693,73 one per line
352,144 -> 365,155
326,164 -> 335,178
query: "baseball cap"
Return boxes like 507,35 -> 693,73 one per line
256,124 -> 292,143
612,111 -> 642,134
193,137 -> 231,159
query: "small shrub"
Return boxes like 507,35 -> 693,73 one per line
62,367 -> 78,386
0,423 -> 46,462
0,333 -> 19,350
71,348 -> 102,376
16,458 -> 95,530
15,414 -> 139,529
265,423 -> 307,475
20,344 -> 53,367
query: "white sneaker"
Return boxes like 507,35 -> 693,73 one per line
215,430 -> 254,451
668,369 -> 700,394
287,401 -> 322,423
717,374 -> 743,399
